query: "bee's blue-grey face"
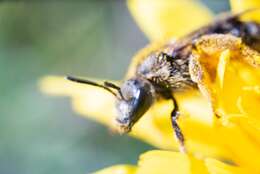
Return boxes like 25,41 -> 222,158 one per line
116,78 -> 155,133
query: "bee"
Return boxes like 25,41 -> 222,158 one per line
67,9 -> 260,152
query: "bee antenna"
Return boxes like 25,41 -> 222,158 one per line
66,76 -> 121,99
104,81 -> 125,100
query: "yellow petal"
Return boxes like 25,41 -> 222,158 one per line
39,76 -> 118,130
93,151 -> 252,174
217,50 -> 230,89
218,122 -> 260,173
229,0 -> 260,22
205,158 -> 248,174
93,165 -> 136,174
231,116 -> 260,145
136,150 -> 208,174
127,0 -> 213,41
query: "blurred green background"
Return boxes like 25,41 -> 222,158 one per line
0,1 -> 229,173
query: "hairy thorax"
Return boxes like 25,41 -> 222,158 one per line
136,50 -> 196,93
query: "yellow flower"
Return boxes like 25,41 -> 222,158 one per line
40,0 -> 260,173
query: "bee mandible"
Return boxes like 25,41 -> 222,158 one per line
67,9 -> 260,152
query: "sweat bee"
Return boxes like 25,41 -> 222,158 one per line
67,9 -> 260,152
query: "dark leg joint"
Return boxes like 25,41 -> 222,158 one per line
171,97 -> 186,152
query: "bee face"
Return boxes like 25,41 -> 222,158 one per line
115,77 -> 155,133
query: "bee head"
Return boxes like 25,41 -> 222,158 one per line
115,78 -> 155,133
66,76 -> 155,133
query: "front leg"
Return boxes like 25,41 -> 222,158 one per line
171,96 -> 186,153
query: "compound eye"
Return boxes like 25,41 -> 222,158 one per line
131,84 -> 153,122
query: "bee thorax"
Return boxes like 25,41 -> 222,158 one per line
136,52 -> 194,90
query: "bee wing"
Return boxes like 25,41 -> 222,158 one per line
214,8 -> 260,21
178,8 -> 260,45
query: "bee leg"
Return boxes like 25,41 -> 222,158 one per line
171,96 -> 186,153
